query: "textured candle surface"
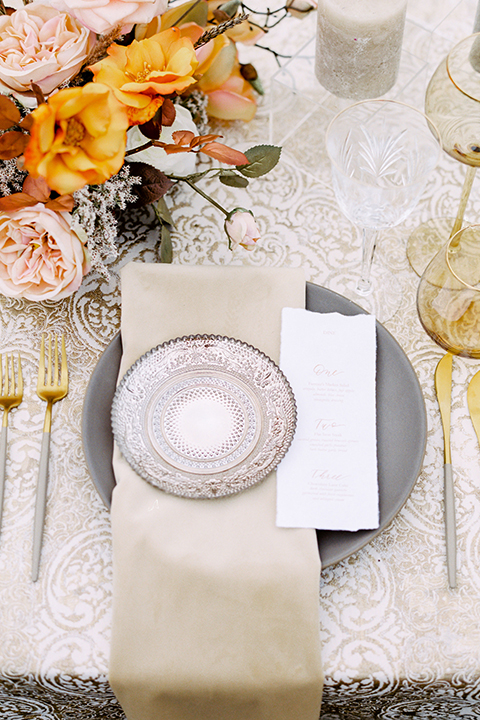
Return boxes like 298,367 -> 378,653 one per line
315,0 -> 407,99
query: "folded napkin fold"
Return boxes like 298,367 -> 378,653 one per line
109,264 -> 323,720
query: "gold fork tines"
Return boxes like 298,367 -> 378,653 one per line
32,334 -> 68,582
37,334 -> 68,432
0,352 -> 23,537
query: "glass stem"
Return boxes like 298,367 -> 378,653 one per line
450,165 -> 476,245
357,227 -> 378,296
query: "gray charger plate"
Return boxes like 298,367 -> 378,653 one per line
82,281 -> 427,568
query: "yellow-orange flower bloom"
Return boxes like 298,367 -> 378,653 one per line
90,28 -> 199,126
23,83 -> 128,195
178,22 -> 230,80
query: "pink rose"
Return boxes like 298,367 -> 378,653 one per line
0,4 -> 95,106
49,0 -> 169,34
0,204 -> 90,301
224,209 -> 260,250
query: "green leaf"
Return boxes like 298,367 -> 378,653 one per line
154,196 -> 174,226
181,170 -> 210,184
237,145 -> 281,178
249,77 -> 264,96
219,171 -> 249,188
160,223 -> 173,263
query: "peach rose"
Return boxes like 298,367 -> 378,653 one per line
205,66 -> 257,122
90,28 -> 199,126
191,33 -> 256,122
0,4 -> 95,107
224,209 -> 260,250
49,0 -> 168,34
23,82 -> 129,195
0,204 -> 90,300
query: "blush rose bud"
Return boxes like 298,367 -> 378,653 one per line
224,209 -> 260,250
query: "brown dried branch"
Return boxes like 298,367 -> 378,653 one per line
84,24 -> 125,67
66,24 -> 125,87
194,12 -> 249,48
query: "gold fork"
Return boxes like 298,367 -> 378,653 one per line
0,353 -> 23,536
32,334 -> 68,582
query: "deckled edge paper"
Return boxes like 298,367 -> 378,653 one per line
277,308 -> 379,531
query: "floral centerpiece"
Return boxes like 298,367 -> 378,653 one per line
0,0 -> 315,300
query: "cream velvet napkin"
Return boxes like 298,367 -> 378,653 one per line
109,263 -> 323,720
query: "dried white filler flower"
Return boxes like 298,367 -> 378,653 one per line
72,164 -> 142,276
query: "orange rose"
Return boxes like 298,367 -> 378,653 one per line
178,22 -> 230,80
90,28 -> 199,126
133,17 -> 257,122
23,83 -> 128,196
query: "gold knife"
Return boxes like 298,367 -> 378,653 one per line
434,352 -> 456,589
467,370 -> 480,450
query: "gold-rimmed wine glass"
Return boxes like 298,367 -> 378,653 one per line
407,33 -> 480,277
417,224 -> 480,357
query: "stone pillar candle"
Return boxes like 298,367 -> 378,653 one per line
315,0 -> 407,100
474,0 -> 480,32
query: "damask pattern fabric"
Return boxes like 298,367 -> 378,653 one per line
2,2 -> 480,717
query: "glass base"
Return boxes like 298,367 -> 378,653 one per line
324,263 -> 403,323
406,217 -> 457,276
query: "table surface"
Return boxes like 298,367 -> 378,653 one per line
1,1 -> 480,718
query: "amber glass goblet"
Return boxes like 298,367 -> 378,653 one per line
417,224 -> 480,358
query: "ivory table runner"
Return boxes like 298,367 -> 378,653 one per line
109,263 -> 323,720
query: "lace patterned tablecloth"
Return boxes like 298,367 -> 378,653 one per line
2,1 -> 480,718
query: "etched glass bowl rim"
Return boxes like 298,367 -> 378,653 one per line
325,98 -> 441,189
446,32 -> 480,104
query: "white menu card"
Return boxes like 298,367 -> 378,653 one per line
276,308 -> 379,531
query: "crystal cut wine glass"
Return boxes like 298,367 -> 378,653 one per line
325,99 -> 441,321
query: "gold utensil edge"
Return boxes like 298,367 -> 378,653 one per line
434,352 -> 456,589
0,352 -> 23,538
